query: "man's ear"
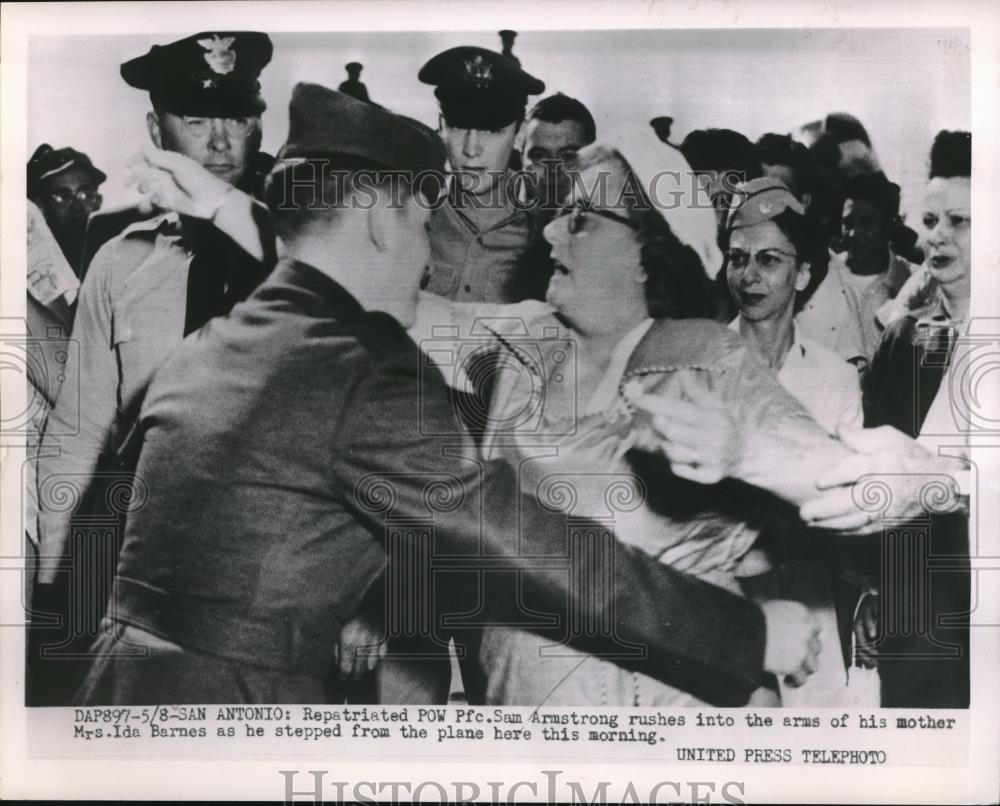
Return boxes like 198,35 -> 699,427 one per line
795,262 -> 812,292
146,111 -> 163,148
437,114 -> 446,136
367,199 -> 390,253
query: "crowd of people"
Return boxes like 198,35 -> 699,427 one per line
25,30 -> 973,710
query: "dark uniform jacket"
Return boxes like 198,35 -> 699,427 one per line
76,258 -> 770,705
859,298 -> 969,708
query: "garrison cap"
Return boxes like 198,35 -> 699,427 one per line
27,144 -> 106,198
121,32 -> 272,117
276,82 -> 446,176
725,176 -> 805,231
418,46 -> 544,131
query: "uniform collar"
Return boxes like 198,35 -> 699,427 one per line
274,258 -> 368,317
910,285 -> 962,328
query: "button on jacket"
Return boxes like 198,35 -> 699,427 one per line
423,171 -> 540,304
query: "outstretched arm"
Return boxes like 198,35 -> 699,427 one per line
329,329 -> 819,702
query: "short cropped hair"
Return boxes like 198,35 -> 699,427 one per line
264,155 -> 427,242
526,93 -> 597,144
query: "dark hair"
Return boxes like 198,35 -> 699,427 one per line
634,204 -> 720,319
720,208 -> 829,313
754,133 -> 818,197
823,112 -> 871,148
841,171 -> 922,262
842,171 -> 900,219
571,145 -> 719,319
526,93 -> 597,144
679,128 -> 763,184
929,130 -> 971,179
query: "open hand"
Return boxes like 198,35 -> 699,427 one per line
127,145 -> 236,219
800,425 -> 964,534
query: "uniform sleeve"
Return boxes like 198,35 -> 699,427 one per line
36,245 -> 120,582
329,335 -> 768,703
726,340 -> 857,505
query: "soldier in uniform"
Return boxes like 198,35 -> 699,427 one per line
31,31 -> 277,704
498,29 -> 520,67
338,61 -> 370,103
418,46 -> 545,305
72,84 -> 822,706
79,32 -> 276,273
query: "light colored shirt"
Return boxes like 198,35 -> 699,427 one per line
796,250 -> 914,366
422,171 -> 539,304
729,318 -> 863,436
37,213 -> 192,580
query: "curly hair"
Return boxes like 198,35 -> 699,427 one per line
570,145 -> 720,320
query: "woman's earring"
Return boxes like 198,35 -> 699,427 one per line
634,271 -> 647,284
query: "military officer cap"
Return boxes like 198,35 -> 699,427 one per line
27,143 -> 106,197
418,46 -> 544,131
121,31 -> 272,118
275,82 -> 445,189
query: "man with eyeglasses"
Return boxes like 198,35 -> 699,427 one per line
27,144 -> 107,275
31,32 -> 277,705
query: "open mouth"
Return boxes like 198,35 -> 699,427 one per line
738,291 -> 767,306
551,259 -> 570,275
928,254 -> 956,269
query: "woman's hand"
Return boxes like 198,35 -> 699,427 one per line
333,614 -> 388,681
630,373 -> 744,485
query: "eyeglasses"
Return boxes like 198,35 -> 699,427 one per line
725,248 -> 798,272
556,200 -> 640,235
47,188 -> 101,209
179,116 -> 258,140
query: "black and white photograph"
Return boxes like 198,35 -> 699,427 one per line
2,1 -> 998,802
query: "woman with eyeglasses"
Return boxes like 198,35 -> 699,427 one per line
724,177 -> 863,437
411,124 -> 875,707
723,177 -> 868,707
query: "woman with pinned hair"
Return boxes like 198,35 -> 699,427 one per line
855,130 -> 972,709
414,124 -> 868,707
